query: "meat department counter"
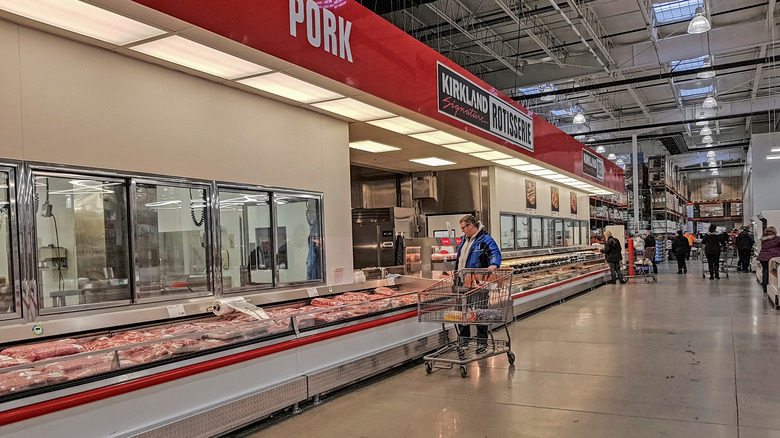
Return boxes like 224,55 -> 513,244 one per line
0,247 -> 607,438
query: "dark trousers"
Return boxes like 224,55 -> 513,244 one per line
737,249 -> 751,271
707,252 -> 720,278
676,254 -> 687,272
646,247 -> 658,273
608,261 -> 623,282
761,260 -> 770,292
458,324 -> 488,345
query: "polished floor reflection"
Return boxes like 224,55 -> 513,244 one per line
230,262 -> 780,438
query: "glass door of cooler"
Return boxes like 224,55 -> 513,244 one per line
431,237 -> 459,279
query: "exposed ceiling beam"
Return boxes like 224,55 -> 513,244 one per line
491,0 -> 567,68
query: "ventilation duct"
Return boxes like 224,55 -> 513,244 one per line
658,134 -> 688,155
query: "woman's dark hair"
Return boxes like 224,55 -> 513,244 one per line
459,214 -> 479,227
709,224 -> 717,233
677,230 -> 683,235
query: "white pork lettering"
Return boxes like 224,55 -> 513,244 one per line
290,0 -> 353,63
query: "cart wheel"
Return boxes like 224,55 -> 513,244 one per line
644,279 -> 649,283
507,351 -> 516,365
424,361 -> 432,374
460,365 -> 468,378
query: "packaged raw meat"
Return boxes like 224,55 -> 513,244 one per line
334,292 -> 371,302
310,298 -> 340,307
0,355 -> 30,369
0,370 -> 68,396
373,287 -> 395,296
2,339 -> 85,362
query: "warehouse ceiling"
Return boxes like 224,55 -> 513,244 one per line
357,0 -> 780,175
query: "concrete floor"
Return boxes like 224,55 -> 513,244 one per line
232,261 -> 780,438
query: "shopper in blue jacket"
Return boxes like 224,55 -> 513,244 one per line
454,214 -> 502,354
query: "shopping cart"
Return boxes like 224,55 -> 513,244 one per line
701,249 -> 732,279
417,268 -> 514,378
618,248 -> 657,283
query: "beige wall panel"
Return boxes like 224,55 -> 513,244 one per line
493,167 -> 589,221
0,21 -> 23,159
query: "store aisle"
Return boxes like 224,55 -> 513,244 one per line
231,262 -> 780,438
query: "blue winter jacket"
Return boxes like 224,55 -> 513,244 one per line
454,228 -> 502,269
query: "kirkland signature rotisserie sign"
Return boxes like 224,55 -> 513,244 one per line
437,62 -> 533,152
582,149 -> 605,181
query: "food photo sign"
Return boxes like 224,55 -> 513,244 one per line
525,180 -> 537,210
551,186 -> 560,213
570,192 -> 578,215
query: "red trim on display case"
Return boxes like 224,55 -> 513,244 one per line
0,310 -> 418,427
129,0 -> 623,191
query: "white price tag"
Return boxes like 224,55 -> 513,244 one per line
166,304 -> 186,318
387,277 -> 395,286
306,287 -> 319,297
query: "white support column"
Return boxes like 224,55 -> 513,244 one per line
632,134 -> 640,234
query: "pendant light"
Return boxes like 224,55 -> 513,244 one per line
687,7 -> 711,34
706,151 -> 716,157
698,58 -> 716,79
702,135 -> 713,143
607,153 -> 616,160
695,112 -> 708,126
702,95 -> 718,108
573,111 -> 586,124
595,145 -> 606,154
699,126 -> 712,136
615,158 -> 625,166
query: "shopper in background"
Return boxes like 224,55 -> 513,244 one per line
643,232 -> 658,274
736,227 -> 755,272
601,230 -> 625,284
757,226 -> 780,293
702,224 -> 727,280
454,214 -> 501,354
671,230 -> 690,274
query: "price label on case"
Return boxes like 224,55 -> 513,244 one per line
307,287 -> 319,297
387,277 -> 395,286
166,304 -> 186,318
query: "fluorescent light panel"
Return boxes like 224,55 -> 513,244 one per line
366,117 -> 433,134
349,141 -> 400,153
131,35 -> 270,79
771,147 -> 780,153
237,72 -> 342,103
0,0 -> 166,45
409,130 -> 465,145
767,154 -> 780,160
515,164 -> 544,171
492,158 -> 530,166
470,151 -> 513,161
311,97 -> 395,121
528,170 -> 556,176
410,157 -> 455,166
441,142 -> 491,153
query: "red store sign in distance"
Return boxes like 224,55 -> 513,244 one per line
130,0 -> 623,192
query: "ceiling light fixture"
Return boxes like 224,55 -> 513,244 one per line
702,135 -> 713,143
711,169 -> 719,175
698,58 -> 716,79
540,91 -> 556,102
706,151 -> 716,157
607,153 -> 616,160
708,161 -> 717,167
572,111 -> 586,124
770,147 -> 780,153
366,117 -> 433,134
767,154 -> 780,160
311,98 -> 395,121
410,157 -> 456,167
615,159 -> 625,166
492,158 -> 530,166
687,7 -> 711,34
695,112 -> 708,126
348,141 -> 400,153
470,151 -> 513,161
237,72 -> 343,103
409,130 -> 466,145
699,126 -> 712,136
0,0 -> 166,45
595,145 -> 606,154
441,142 -> 491,153
702,95 -> 718,108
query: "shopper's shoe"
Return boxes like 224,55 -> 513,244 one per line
715,276 -> 720,279
709,276 -> 714,280
619,278 -> 627,284
684,268 -> 687,274
606,280 -> 616,284
475,344 -> 488,354
677,270 -> 682,274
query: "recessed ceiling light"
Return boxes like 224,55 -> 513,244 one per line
771,147 -> 780,153
528,170 -> 556,176
312,98 -> 395,121
131,35 -> 271,79
349,141 -> 400,153
470,151 -> 513,161
441,142 -> 491,153
514,164 -> 544,172
366,117 -> 434,134
237,72 -> 343,103
0,0 -> 166,45
409,131 -> 466,145
767,154 -> 780,160
492,158 -> 530,166
410,157 -> 456,167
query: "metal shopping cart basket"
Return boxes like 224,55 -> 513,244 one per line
417,268 -> 514,378
701,248 -> 732,279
